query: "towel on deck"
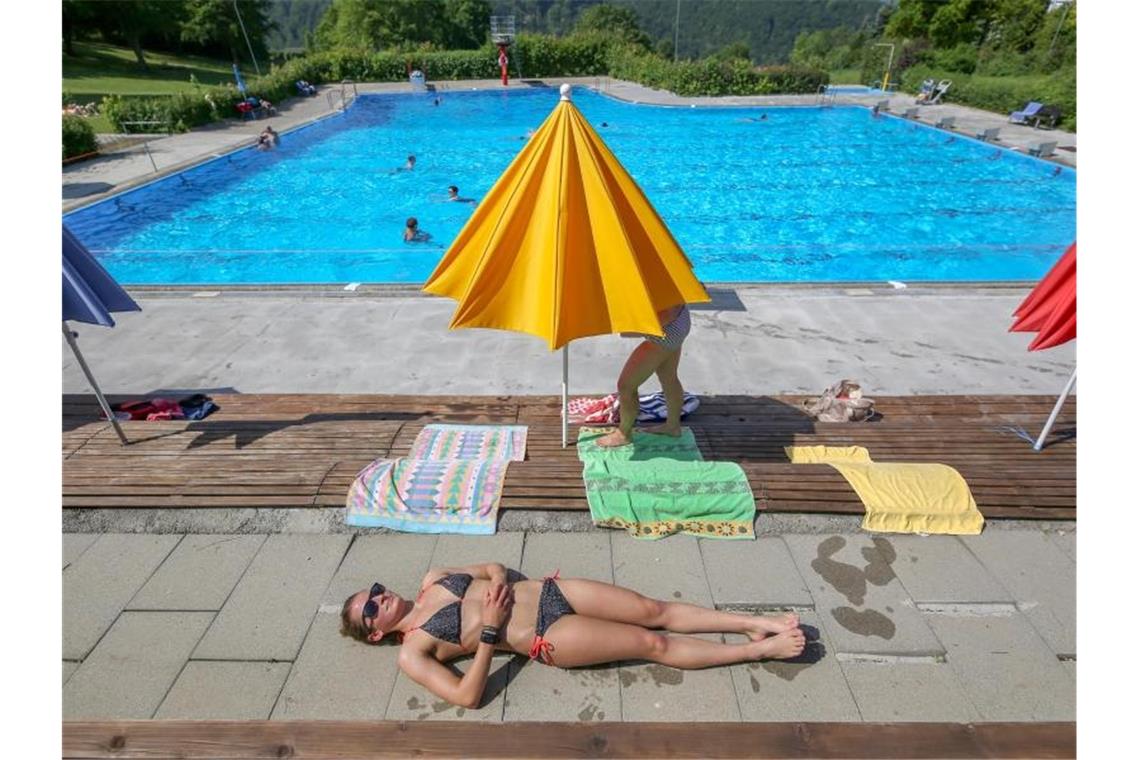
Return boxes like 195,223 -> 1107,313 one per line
346,423 -> 528,534
408,423 -> 528,462
345,457 -> 509,534
578,428 -> 755,540
784,445 -> 983,535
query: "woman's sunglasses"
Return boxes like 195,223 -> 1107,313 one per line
361,582 -> 386,622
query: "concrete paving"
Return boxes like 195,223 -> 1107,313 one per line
61,528 -> 1076,722
62,286 -> 1075,397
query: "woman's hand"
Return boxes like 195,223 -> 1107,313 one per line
481,582 -> 513,629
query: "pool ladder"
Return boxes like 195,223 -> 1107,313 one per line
815,85 -> 838,107
327,80 -> 359,113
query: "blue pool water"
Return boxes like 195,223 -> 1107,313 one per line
65,87 -> 1075,284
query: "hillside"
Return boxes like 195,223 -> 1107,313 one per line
267,0 -> 887,63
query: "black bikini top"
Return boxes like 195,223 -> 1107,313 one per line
412,573 -> 473,645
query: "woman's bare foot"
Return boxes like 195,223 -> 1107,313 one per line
641,423 -> 683,437
749,627 -> 806,660
746,612 -> 801,641
595,429 -> 634,448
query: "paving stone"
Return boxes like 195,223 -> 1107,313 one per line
273,610 -> 402,720
63,661 -> 78,685
700,537 -> 813,608
156,661 -> 291,719
1061,660 -> 1076,682
129,535 -> 266,610
784,534 -> 943,656
503,659 -> 620,722
63,534 -> 99,569
924,611 -> 1075,720
322,534 -> 438,607
839,661 -> 981,722
430,533 -> 525,571
63,534 -> 182,659
619,643 -> 741,722
63,611 -> 214,719
193,535 -> 351,661
959,531 -> 1075,655
731,610 -> 860,722
385,653 -> 515,721
611,533 -> 711,603
1047,528 -> 1076,563
887,535 -> 1011,603
520,532 -> 613,582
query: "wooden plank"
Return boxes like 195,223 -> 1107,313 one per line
62,720 -> 1076,759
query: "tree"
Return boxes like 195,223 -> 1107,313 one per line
180,0 -> 274,64
710,40 -> 751,63
444,0 -> 491,49
66,0 -> 169,67
313,0 -> 449,50
573,3 -> 650,48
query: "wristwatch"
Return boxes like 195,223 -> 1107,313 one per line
480,626 -> 500,645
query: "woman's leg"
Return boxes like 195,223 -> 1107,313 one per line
542,615 -> 805,669
643,347 -> 683,436
556,579 -> 798,639
596,341 -> 673,447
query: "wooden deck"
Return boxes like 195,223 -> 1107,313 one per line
63,720 -> 1077,759
63,394 -> 1076,520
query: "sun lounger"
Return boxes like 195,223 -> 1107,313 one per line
935,116 -> 956,129
918,79 -> 951,105
1010,102 -> 1043,124
975,126 -> 1000,143
1033,105 -> 1062,129
1028,141 -> 1058,158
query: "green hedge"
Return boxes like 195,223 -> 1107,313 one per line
93,36 -> 826,134
901,66 -> 1075,131
62,114 -> 98,160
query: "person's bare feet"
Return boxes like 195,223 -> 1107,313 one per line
746,612 -> 801,641
750,627 -> 806,660
595,429 -> 634,448
641,423 -> 683,437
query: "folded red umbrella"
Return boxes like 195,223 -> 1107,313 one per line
1011,243 -> 1076,347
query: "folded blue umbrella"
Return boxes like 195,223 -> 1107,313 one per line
62,224 -> 141,443
233,63 -> 248,96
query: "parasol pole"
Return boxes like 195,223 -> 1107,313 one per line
1034,366 -> 1076,451
63,322 -> 128,445
561,344 -> 569,448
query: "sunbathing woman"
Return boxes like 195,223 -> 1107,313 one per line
341,562 -> 805,709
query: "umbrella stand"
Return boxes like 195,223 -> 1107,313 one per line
1034,366 -> 1076,452
561,344 -> 569,448
63,322 -> 128,445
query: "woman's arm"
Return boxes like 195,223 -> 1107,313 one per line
424,562 -> 508,586
398,641 -> 497,710
398,581 -> 513,709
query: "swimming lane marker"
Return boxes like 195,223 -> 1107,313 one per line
344,282 -> 361,291
887,280 -> 908,289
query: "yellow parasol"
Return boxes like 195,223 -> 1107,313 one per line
423,84 -> 710,446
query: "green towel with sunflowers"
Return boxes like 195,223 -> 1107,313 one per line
577,428 -> 755,540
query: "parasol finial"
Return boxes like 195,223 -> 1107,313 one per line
559,83 -> 572,101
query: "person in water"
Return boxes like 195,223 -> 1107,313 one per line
447,185 -> 476,205
342,562 -> 806,709
404,154 -> 416,170
256,125 -> 279,150
597,303 -> 694,448
403,216 -> 431,243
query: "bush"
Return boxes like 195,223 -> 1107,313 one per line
901,65 -> 1076,131
63,114 -> 97,160
931,43 -> 978,75
609,47 -> 826,96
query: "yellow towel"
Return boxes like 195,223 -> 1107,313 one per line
784,446 -> 984,535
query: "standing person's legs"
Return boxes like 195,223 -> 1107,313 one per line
644,347 -> 684,436
596,341 -> 672,448
542,615 -> 806,669
556,579 -> 799,639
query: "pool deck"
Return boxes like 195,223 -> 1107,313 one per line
62,76 -> 1075,211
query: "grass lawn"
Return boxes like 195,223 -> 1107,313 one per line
63,41 -> 238,98
64,41 -> 241,133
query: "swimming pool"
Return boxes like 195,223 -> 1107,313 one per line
64,87 -> 1075,284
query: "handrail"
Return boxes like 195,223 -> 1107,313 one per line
118,120 -> 169,173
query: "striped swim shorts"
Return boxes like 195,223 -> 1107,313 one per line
646,305 -> 691,352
